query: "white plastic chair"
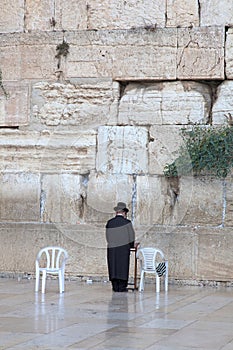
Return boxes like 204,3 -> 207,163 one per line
35,246 -> 68,294
136,247 -> 168,293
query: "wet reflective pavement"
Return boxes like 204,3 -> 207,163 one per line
1,278 -> 233,349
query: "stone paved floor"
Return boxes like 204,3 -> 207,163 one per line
1,278 -> 233,349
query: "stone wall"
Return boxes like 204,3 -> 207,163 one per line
0,0 -> 233,284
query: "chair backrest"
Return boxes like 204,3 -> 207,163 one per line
137,247 -> 165,271
36,246 -> 68,270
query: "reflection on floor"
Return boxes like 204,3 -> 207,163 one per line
0,278 -> 233,349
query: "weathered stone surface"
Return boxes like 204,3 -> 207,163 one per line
0,28 -> 224,81
212,81 -> 233,125
32,79 -> 119,129
148,126 -> 184,175
0,32 -> 62,81
198,230 -> 233,280
0,173 -> 40,222
118,81 -> 211,126
0,82 -> 29,126
24,0 -> 55,32
96,126 -> 148,174
134,176 -> 167,226
56,0 -> 87,30
0,45 -> 21,80
41,174 -> 87,224
87,0 -> 165,29
200,0 -> 233,26
134,176 -> 224,227
176,177 -> 224,226
2,222 -> 233,281
20,44 -> 57,80
167,0 -> 199,28
111,29 -> 177,80
0,0 -> 24,33
66,29 -> 177,80
225,176 -> 233,227
0,131 -> 96,173
225,28 -> 233,79
177,27 -> 225,79
0,223 -> 108,276
86,173 -> 134,216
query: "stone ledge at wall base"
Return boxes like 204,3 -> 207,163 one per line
0,273 -> 110,284
168,279 -> 233,288
2,272 -> 233,289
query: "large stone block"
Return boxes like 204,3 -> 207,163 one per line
0,45 -> 21,81
0,32 -> 63,80
212,81 -> 233,125
0,0 -> 24,33
225,28 -> 233,79
55,0 -> 87,30
176,177 -> 224,226
66,29 -> 177,80
134,175 -> 167,226
86,172 -> 134,217
0,173 -> 40,222
177,27 -> 225,79
0,223 -> 108,277
118,81 -> 211,126
20,44 -> 57,80
166,0 -> 199,28
0,131 -> 96,173
1,28 -> 224,82
200,0 -> 233,26
148,126 -> 184,175
32,79 -> 119,129
112,29 -> 177,80
0,82 -> 29,126
197,228 -> 233,280
24,0 -> 55,32
86,0 -> 165,29
96,126 -> 148,174
41,174 -> 87,224
135,176 -> 224,227
225,176 -> 233,227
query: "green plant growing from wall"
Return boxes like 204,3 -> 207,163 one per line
164,123 -> 233,179
55,40 -> 70,69
0,68 -> 9,99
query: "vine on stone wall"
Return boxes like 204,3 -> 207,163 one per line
164,122 -> 233,179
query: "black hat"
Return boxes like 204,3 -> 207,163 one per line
113,202 -> 129,213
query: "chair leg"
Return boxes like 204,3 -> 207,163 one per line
165,275 -> 168,292
139,271 -> 144,292
165,266 -> 168,292
42,270 -> 46,293
35,269 -> 39,292
62,270 -> 65,292
59,270 -> 64,293
164,261 -> 168,292
156,274 -> 160,293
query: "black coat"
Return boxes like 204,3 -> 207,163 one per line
106,215 -> 135,281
